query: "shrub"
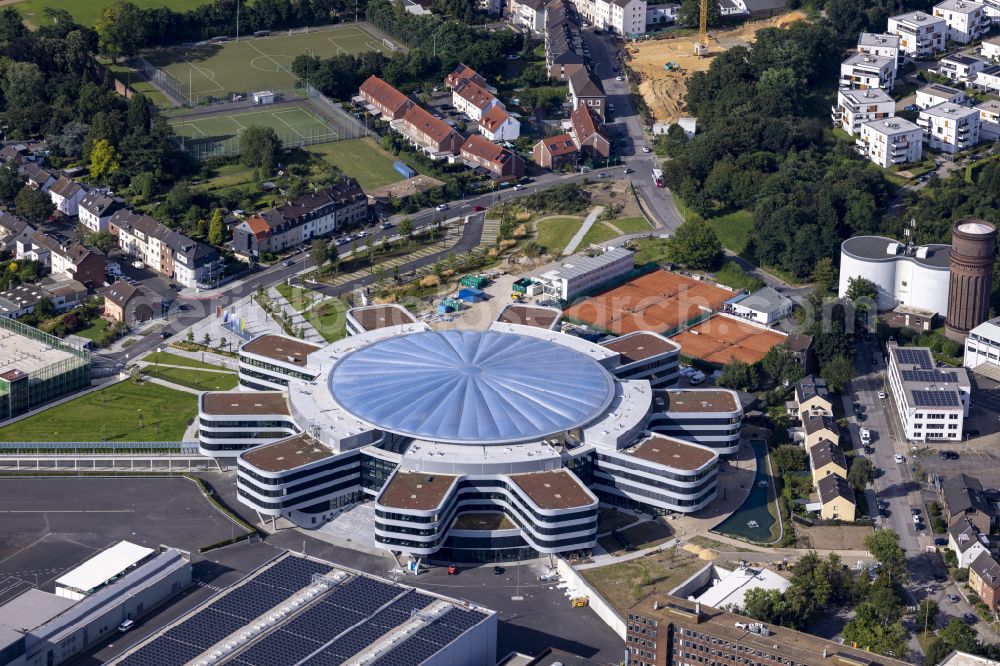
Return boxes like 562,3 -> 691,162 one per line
420,275 -> 440,287
516,211 -> 531,222
513,224 -> 528,238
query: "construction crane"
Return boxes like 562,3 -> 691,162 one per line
694,0 -> 709,55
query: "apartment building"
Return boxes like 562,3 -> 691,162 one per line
568,68 -> 606,121
970,552 -> 1000,609
48,176 -> 85,217
358,75 -> 412,121
916,82 -> 967,108
839,53 -> 896,91
545,6 -> 586,80
460,134 -> 525,181
444,63 -> 487,91
938,53 -> 988,85
393,104 -> 464,159
949,517 -> 990,568
591,0 -> 646,36
511,0 -> 547,31
794,375 -> 833,417
858,32 -> 903,66
976,99 -> 1000,139
452,81 -> 501,122
18,233 -> 105,290
888,11 -> 946,57
833,87 -> 896,136
974,63 -> 1000,94
78,191 -> 124,233
646,2 -> 679,26
887,344 -> 970,442
857,117 -> 923,168
918,102 -> 981,153
532,133 -> 579,169
983,36 -> 1000,60
108,209 -> 220,288
479,105 -> 520,141
625,593 -> 911,666
569,104 -> 611,159
933,0 -> 990,44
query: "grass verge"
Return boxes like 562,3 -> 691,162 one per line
308,138 -> 408,190
535,216 -> 584,254
143,366 -> 238,391
143,351 -> 225,370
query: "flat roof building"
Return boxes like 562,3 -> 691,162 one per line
831,87 -> 895,136
919,102 -> 981,153
857,117 -> 923,168
346,303 -> 420,335
887,344 -> 971,443
55,541 -> 155,601
839,235 -> 950,314
537,247 -> 634,301
601,330 -> 681,387
729,286 -> 792,325
495,304 -> 563,330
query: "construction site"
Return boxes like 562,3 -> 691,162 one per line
628,10 -> 808,123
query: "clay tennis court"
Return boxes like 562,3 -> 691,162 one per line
671,314 -> 787,365
564,270 -> 734,335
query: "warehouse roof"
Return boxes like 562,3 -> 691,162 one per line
55,541 -> 154,594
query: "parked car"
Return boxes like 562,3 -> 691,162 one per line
904,104 -> 919,112
472,205 -> 485,212
493,566 -> 504,575
911,507 -> 921,515
864,446 -> 875,454
282,259 -> 294,267
963,613 -> 978,624
118,620 -> 135,633
894,454 -> 905,464
947,594 -> 960,603
936,538 -> 949,547
435,204 -> 449,212
641,146 -> 651,153
615,75 -> 624,81
623,168 -> 634,174
878,391 -> 887,399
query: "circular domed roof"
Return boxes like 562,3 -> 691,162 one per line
328,330 -> 616,444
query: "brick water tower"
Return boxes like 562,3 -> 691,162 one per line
946,219 -> 997,341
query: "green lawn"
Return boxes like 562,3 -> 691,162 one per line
535,216 -> 584,253
143,351 -> 225,370
169,105 -> 335,146
72,317 -> 108,342
276,283 -> 315,312
308,138 -> 407,190
306,298 -> 349,343
197,163 -> 257,190
705,210 -> 753,255
632,237 -> 672,266
143,366 -> 238,391
581,216 -> 653,246
0,380 -> 197,442
15,0 -> 208,28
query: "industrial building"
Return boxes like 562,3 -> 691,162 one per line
838,235 -> 951,314
111,553 -> 497,666
536,246 -> 634,301
964,316 -> 1000,374
0,316 -> 90,422
200,304 -> 741,562
887,344 -> 971,442
946,220 -> 997,341
0,544 -> 191,666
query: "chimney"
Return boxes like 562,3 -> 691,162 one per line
695,601 -> 700,615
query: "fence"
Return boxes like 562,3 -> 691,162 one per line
304,82 -> 368,140
178,124 -> 341,160
133,55 -> 191,107
0,441 -> 199,454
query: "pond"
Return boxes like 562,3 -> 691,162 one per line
712,440 -> 776,543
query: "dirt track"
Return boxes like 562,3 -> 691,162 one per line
630,11 -> 808,123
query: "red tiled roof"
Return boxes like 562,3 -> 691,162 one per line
571,105 -> 606,144
360,75 -> 411,115
537,133 -> 577,157
461,134 -> 513,167
455,81 -> 497,110
480,105 -> 512,132
445,63 -> 487,89
245,215 -> 271,239
401,105 -> 460,145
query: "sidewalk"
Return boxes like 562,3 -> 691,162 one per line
563,206 -> 605,255
267,287 -> 324,344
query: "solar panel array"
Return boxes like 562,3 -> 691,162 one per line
367,606 -> 488,666
911,390 -> 961,407
894,348 -> 933,369
118,557 -> 333,666
229,575 -> 405,666
302,590 -> 435,665
901,369 -> 959,383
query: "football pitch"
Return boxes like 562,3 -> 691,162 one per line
146,24 -> 389,104
169,104 -> 337,144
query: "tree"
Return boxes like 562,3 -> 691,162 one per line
0,167 -> 25,205
937,617 -> 980,653
126,94 -> 152,136
821,355 -> 855,393
207,209 -> 225,246
848,456 -> 874,489
311,238 -> 329,270
772,444 -> 807,474
240,126 -> 281,172
811,257 -> 838,295
917,598 -> 939,637
95,0 -> 144,60
85,231 -> 116,254
14,186 -> 54,226
761,345 -> 803,385
845,276 -> 878,312
717,357 -> 758,392
89,139 -> 121,181
739,587 -> 785,623
678,0 -> 720,29
398,217 -> 412,239
864,530 -> 907,585
670,218 -> 721,269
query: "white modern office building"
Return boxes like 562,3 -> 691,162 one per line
839,53 -> 897,91
857,118 -> 924,168
838,236 -> 951,314
933,0 -> 990,43
200,305 -> 740,562
964,316 -> 1000,372
888,11 -> 946,57
832,88 -> 895,136
887,344 -> 971,443
919,102 -> 981,153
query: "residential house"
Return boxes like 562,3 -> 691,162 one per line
568,68 -> 606,121
916,82 -> 966,109
795,375 -> 832,416
933,0 -> 989,44
949,517 -> 991,568
730,286 -> 793,324
646,2 -> 679,26
937,53 -> 988,85
784,333 -> 816,374
802,412 -> 838,449
460,135 -> 525,181
857,117 -> 923,168
48,238 -> 106,290
858,32 -> 903,66
21,162 -> 55,192
983,36 -> 1000,60
942,473 -> 1000,533
171,238 -> 220,289
585,0 -> 647,36
532,133 -> 578,169
48,177 -> 85,217
817,474 -> 856,521
78,191 -> 125,233
0,144 -> 28,166
359,76 -> 413,121
478,106 -> 520,142
104,281 -> 153,324
109,210 -> 176,277
888,11 -> 946,57
511,0 -> 547,31
393,105 -> 464,158
743,0 -> 786,15
452,81 -> 501,122
977,100 -> 1000,140
974,63 -> 1000,94
839,53 -> 897,91
808,438 -> 848,486
718,0 -> 748,16
0,212 -> 34,253
444,63 -> 487,91
231,215 -> 274,261
969,552 -> 1000,610
569,104 -> 611,160
545,8 -> 586,80
918,102 -> 981,153
831,88 -> 895,136
39,276 -> 86,312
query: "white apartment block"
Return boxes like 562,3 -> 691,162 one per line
976,99 -> 1000,139
646,2 -> 679,26
888,11 -> 946,57
983,36 -> 1000,60
916,82 -> 966,109
938,53 -> 988,85
887,344 -> 970,443
981,0 -> 1000,18
974,63 -> 1000,94
858,33 -> 903,66
918,102 -> 981,152
933,0 -> 990,44
857,118 -> 924,168
585,0 -> 646,36
840,53 -> 896,91
511,0 -> 546,32
832,88 -> 895,136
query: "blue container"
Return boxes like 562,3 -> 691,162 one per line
458,287 -> 485,303
393,161 -> 416,179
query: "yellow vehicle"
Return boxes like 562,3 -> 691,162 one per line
571,596 -> 590,608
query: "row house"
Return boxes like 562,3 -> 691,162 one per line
392,104 -> 464,159
48,176 -> 85,217
858,32 -> 903,66
569,105 -> 610,160
857,118 -> 923,168
840,53 -> 896,91
460,135 -> 525,182
918,101 -> 981,153
933,0 -> 990,44
479,105 -> 521,141
937,53 -> 988,85
568,68 -> 607,121
888,11 -> 946,57
532,134 -> 578,169
21,162 -> 55,192
109,209 -> 220,288
16,232 -> 105,291
916,82 -> 966,109
831,88 -> 895,136
452,81 -> 502,122
545,4 -> 587,81
358,75 -> 413,121
232,179 -> 369,259
78,191 -> 125,233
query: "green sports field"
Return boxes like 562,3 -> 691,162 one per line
170,104 -> 337,145
14,0 -> 208,29
146,24 -> 389,104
